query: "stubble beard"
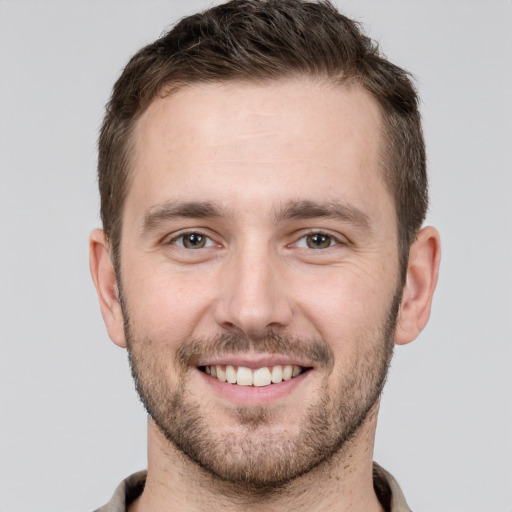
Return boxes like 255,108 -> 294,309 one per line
123,291 -> 400,492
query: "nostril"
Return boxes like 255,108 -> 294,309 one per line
212,285 -> 294,336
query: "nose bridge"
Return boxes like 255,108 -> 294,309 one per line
214,237 -> 292,335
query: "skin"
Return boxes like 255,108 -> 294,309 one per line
90,79 -> 440,511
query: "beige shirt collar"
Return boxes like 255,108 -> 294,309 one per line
95,463 -> 412,512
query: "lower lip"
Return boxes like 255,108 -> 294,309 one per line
197,368 -> 310,405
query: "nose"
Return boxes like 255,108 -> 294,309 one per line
213,244 -> 293,337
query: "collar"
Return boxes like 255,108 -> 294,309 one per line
95,463 -> 411,512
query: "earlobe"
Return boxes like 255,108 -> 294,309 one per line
89,229 -> 127,348
394,226 -> 441,345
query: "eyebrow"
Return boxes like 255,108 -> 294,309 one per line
141,200 -> 227,235
140,198 -> 372,235
273,200 -> 372,231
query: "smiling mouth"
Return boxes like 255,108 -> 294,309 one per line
199,364 -> 310,387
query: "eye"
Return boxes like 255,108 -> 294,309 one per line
295,233 -> 338,249
172,232 -> 215,249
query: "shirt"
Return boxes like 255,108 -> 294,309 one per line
94,462 -> 412,512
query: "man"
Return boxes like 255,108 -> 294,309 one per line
90,0 -> 440,510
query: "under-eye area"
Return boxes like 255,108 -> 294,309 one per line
199,364 -> 311,387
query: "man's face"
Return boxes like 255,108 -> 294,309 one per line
118,80 -> 402,487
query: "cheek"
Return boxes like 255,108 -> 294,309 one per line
292,266 -> 396,352
123,263 -> 217,343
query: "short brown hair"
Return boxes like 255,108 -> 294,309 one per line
98,0 -> 427,277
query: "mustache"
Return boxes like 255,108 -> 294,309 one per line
175,332 -> 334,371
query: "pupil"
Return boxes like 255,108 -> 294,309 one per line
185,233 -> 204,248
307,233 -> 330,249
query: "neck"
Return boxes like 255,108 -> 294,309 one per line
130,405 -> 384,512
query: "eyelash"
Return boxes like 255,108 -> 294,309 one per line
169,231 -> 216,249
293,231 -> 343,250
167,230 -> 344,250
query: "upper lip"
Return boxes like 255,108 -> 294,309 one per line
196,353 -> 313,369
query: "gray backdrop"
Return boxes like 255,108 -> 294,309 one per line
1,1 -> 511,510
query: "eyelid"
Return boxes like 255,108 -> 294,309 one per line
165,229 -> 218,248
291,229 -> 350,250
162,228 -> 348,249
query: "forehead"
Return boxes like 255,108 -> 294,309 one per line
127,79 -> 391,223
134,79 -> 383,161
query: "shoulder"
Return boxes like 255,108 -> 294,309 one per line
93,471 -> 147,512
373,462 -> 412,512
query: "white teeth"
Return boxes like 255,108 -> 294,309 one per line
236,366 -> 253,386
253,367 -> 272,387
204,364 -> 305,386
271,365 -> 283,383
216,365 -> 226,382
225,365 -> 237,384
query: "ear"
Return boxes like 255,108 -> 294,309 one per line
394,226 -> 441,345
89,229 -> 127,348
